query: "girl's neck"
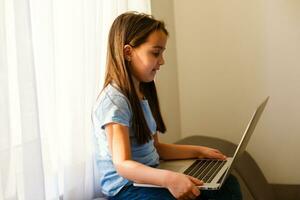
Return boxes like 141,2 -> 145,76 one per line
132,76 -> 144,100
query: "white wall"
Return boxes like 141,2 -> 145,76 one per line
152,0 -> 300,184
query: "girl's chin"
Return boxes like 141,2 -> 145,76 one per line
143,79 -> 155,83
143,77 -> 155,83
141,73 -> 156,82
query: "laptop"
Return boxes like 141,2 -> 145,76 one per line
134,97 -> 269,190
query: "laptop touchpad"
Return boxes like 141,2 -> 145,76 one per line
158,160 -> 195,173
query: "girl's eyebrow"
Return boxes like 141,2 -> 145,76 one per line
152,45 -> 166,50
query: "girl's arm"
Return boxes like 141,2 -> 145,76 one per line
153,134 -> 226,161
106,123 -> 167,186
105,123 -> 202,199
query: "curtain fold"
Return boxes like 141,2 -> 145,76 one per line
0,0 -> 151,199
0,1 -> 14,199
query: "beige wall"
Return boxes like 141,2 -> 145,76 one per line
152,0 -> 300,184
257,0 -> 300,184
151,0 -> 181,143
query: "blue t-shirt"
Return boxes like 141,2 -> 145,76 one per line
92,84 -> 160,196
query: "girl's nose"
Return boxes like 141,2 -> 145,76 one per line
159,56 -> 165,65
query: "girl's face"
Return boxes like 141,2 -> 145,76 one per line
128,30 -> 167,83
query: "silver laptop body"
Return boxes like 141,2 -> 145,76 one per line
134,97 -> 269,190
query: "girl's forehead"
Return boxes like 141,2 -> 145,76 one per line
144,31 -> 167,48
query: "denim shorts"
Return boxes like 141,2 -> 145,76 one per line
109,174 -> 242,200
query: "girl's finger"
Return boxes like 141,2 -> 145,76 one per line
187,175 -> 203,186
191,186 -> 201,197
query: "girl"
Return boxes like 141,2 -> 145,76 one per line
92,12 -> 242,200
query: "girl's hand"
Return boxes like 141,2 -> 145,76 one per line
198,146 -> 227,160
163,171 -> 203,200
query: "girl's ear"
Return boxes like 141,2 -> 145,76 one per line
124,44 -> 132,61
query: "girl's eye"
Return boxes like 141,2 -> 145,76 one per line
152,52 -> 160,57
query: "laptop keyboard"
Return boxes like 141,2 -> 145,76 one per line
183,159 -> 227,183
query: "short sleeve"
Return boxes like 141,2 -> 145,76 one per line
95,93 -> 131,129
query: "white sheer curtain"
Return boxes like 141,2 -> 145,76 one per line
0,0 -> 151,200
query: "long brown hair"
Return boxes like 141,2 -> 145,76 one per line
103,12 -> 168,144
